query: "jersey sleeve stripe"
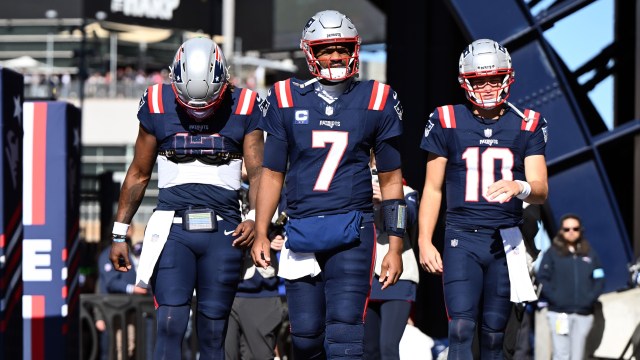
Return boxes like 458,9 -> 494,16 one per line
148,84 -> 164,114
368,81 -> 390,111
275,80 -> 293,108
437,105 -> 456,128
522,109 -> 540,131
235,89 -> 256,115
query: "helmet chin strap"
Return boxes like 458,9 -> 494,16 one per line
184,106 -> 216,121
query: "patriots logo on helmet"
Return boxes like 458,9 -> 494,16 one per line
303,18 -> 315,32
172,62 -> 183,83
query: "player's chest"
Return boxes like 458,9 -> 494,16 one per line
158,113 -> 243,143
285,103 -> 376,144
449,125 -> 523,153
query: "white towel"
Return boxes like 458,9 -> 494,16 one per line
242,253 -> 276,280
277,237 -> 321,280
135,210 -> 175,289
500,227 -> 538,303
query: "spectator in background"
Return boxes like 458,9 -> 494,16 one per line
537,213 -> 605,360
365,161 -> 420,360
225,231 -> 286,360
225,164 -> 286,360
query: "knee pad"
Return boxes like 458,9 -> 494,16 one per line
155,305 -> 190,359
481,330 -> 504,351
290,331 -> 325,360
196,311 -> 227,359
449,318 -> 476,344
326,323 -> 364,358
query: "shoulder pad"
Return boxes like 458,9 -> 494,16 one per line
521,109 -> 541,132
436,105 -> 457,128
368,80 -> 390,111
147,84 -> 165,114
274,79 -> 294,108
234,88 -> 258,115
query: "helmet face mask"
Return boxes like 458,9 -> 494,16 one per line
170,37 -> 229,112
458,39 -> 514,109
300,10 -> 361,82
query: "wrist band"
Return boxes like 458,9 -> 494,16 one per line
245,209 -> 256,221
112,222 -> 130,236
515,180 -> 531,200
112,234 -> 126,243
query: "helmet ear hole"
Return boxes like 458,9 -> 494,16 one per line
458,76 -> 464,85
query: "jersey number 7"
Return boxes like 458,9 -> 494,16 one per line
312,130 -> 349,191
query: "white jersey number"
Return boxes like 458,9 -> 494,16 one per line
462,147 -> 514,202
312,130 -> 348,191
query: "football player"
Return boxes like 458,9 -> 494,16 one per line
418,38 -> 549,359
109,37 -> 264,359
251,10 -> 406,359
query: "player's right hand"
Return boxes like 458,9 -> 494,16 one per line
110,243 -> 131,272
419,242 -> 443,275
251,235 -> 272,269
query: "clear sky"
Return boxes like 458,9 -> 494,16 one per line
535,0 -> 615,128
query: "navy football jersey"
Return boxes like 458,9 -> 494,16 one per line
420,104 -> 548,229
259,78 -> 403,218
137,83 -> 261,221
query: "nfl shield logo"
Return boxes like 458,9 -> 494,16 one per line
484,128 -> 492,138
451,239 -> 458,247
325,106 -> 334,116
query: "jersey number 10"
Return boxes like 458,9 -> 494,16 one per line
462,147 -> 514,202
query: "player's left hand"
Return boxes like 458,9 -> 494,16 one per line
379,250 -> 403,290
486,179 -> 521,204
232,219 -> 255,248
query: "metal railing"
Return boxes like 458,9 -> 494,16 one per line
80,294 -> 198,360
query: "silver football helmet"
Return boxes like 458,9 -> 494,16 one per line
300,10 -> 361,81
458,39 -> 514,108
170,37 -> 229,110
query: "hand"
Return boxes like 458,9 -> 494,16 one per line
485,179 -> 521,204
133,286 -> 148,295
270,234 -> 285,251
379,249 -> 403,290
419,242 -> 443,275
251,235 -> 272,269
95,319 -> 106,332
110,242 -> 131,272
232,219 -> 255,248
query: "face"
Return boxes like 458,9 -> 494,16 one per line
314,44 -> 352,69
561,218 -> 581,243
469,75 -> 503,103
